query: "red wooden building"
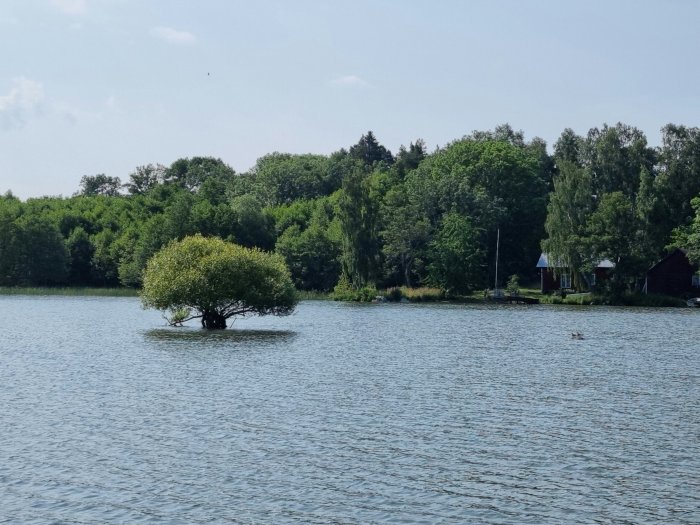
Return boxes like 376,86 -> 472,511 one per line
536,253 -> 614,293
644,249 -> 700,297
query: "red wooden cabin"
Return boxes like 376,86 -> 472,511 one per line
536,253 -> 614,293
644,249 -> 700,297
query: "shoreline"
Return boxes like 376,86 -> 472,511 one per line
0,287 -> 692,308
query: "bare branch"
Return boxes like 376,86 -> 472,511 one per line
164,311 -> 202,326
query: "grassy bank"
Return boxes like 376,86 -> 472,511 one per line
539,293 -> 595,305
328,283 -> 689,308
0,287 -> 139,297
2,286 -> 686,308
539,292 -> 687,307
331,285 -> 448,303
331,285 -> 491,303
296,290 -> 332,301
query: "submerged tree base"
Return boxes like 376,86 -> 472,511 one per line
202,311 -> 227,329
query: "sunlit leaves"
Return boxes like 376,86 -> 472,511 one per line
141,235 -> 297,327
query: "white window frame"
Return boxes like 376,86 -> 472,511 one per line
560,273 -> 571,289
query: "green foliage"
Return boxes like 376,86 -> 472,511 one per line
540,293 -> 594,305
683,197 -> 700,265
338,167 -> 380,288
331,274 -> 377,302
229,195 -> 275,249
91,229 -> 121,286
506,275 -> 520,295
165,157 -> 235,192
249,153 -> 335,206
190,200 -> 237,239
295,289 -> 332,300
542,161 -> 594,286
267,199 -> 317,235
77,174 -> 122,197
427,213 -> 484,294
375,286 -> 446,302
580,123 -> 656,197
543,125 -> 662,294
141,235 -> 297,328
394,140 -> 427,177
397,286 -> 445,302
380,183 -> 429,287
167,307 -> 191,326
656,125 -> 700,234
539,290 -> 686,307
349,131 -> 394,168
65,226 -> 95,285
274,203 -> 341,291
611,293 -> 687,307
406,132 -> 548,281
586,191 -> 650,293
0,198 -> 69,286
5,121 -> 700,304
554,128 -> 583,164
385,287 -> 404,301
125,164 -> 166,195
118,215 -> 171,287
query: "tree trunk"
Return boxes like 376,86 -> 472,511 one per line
402,253 -> 412,288
201,310 -> 227,329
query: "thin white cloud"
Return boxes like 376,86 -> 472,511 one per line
330,75 -> 370,88
150,26 -> 196,45
50,0 -> 87,15
0,77 -> 45,130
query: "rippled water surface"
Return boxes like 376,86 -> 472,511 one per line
1,297 -> 698,524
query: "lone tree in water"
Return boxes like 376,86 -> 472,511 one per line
141,235 -> 297,329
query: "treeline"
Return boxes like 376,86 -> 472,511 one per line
2,123 -> 700,294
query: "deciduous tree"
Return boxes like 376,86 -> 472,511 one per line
78,174 -> 122,197
141,235 -> 297,329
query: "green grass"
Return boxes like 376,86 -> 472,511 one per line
296,290 -> 332,301
395,286 -> 445,302
295,283 -> 691,308
332,285 -> 378,302
518,286 -> 542,296
539,293 -> 594,305
0,287 -> 139,297
601,292 -> 687,307
539,291 -> 686,307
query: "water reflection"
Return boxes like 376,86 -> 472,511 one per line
145,327 -> 296,344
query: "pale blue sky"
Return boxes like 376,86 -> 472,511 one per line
1,0 -> 699,198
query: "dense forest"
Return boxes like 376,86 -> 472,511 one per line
2,123 -> 700,295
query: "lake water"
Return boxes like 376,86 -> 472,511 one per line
0,296 -> 698,524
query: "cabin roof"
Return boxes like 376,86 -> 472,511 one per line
536,252 -> 554,268
647,248 -> 691,273
536,252 -> 614,269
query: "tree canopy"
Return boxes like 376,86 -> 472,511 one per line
543,123 -> 672,294
4,124 -> 700,298
141,235 -> 297,329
